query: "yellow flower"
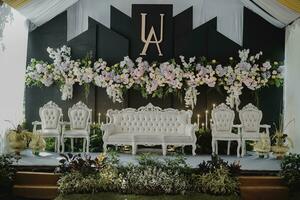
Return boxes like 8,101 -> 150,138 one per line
106,67 -> 110,71
97,153 -> 107,163
212,59 -> 216,64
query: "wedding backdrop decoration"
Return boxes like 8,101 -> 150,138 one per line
25,46 -> 284,109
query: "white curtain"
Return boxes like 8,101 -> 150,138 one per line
67,0 -> 244,45
284,18 -> 300,153
0,9 -> 28,154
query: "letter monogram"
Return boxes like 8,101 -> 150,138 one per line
140,13 -> 164,56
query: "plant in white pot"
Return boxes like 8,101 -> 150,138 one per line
271,116 -> 294,159
29,133 -> 46,155
6,121 -> 31,156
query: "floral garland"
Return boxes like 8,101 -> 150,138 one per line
25,46 -> 284,109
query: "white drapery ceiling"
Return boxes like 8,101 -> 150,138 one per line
2,0 -> 300,44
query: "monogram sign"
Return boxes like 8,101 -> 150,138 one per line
140,13 -> 165,56
132,5 -> 173,62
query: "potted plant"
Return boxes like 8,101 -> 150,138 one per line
6,121 -> 30,156
271,116 -> 294,159
253,133 -> 271,158
29,133 -> 46,155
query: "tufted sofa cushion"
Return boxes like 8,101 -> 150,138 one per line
112,112 -> 187,135
40,108 -> 61,129
240,110 -> 262,132
69,109 -> 90,130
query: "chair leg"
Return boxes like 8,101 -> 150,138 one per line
192,144 -> 196,156
54,138 -> 57,152
83,139 -> 86,152
132,143 -> 136,155
227,141 -> 231,155
86,137 -> 90,153
162,144 -> 167,156
57,136 -> 60,153
242,140 -> 246,157
237,140 -> 241,157
61,137 -> 65,153
71,138 -> 74,153
103,143 -> 107,153
216,141 -> 218,155
211,139 -> 215,154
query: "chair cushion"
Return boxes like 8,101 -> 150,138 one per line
164,135 -> 193,144
212,132 -> 240,139
63,130 -> 89,137
37,129 -> 60,137
107,133 -> 133,143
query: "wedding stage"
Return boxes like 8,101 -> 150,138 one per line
14,149 -> 281,172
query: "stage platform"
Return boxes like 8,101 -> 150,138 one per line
13,149 -> 281,173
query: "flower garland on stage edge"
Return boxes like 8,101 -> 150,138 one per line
25,46 -> 284,110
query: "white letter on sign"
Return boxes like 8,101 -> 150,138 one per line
140,13 -> 164,56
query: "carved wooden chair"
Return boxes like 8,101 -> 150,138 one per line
61,102 -> 92,153
211,103 -> 241,157
239,103 -> 270,157
33,101 -> 62,153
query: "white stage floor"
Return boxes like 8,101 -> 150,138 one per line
14,149 -> 281,171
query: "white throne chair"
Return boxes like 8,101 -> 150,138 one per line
33,101 -> 62,153
239,103 -> 271,157
61,102 -> 92,153
211,103 -> 241,157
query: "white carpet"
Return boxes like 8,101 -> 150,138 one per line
14,149 -> 281,171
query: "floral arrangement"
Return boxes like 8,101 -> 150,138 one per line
28,133 -> 46,155
26,46 -> 284,109
271,116 -> 294,159
253,133 -> 271,157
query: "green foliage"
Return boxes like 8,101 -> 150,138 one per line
0,154 -> 17,192
280,153 -> 300,191
89,123 -> 103,152
120,165 -> 188,195
55,192 -> 239,200
198,154 -> 241,176
192,166 -> 239,195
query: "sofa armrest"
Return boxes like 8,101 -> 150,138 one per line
185,124 -> 197,142
101,123 -> 115,141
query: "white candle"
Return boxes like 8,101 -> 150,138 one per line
197,114 -> 200,129
201,123 -> 205,129
98,113 -> 101,124
205,110 -> 208,129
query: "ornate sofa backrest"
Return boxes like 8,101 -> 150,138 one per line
211,103 -> 235,133
107,103 -> 192,134
39,101 -> 62,130
239,103 -> 262,132
68,101 -> 92,130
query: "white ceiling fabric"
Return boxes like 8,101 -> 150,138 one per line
17,0 -> 78,27
7,0 -> 300,45
67,0 -> 244,45
252,0 -> 299,25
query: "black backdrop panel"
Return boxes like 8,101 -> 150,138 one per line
25,5 -> 285,128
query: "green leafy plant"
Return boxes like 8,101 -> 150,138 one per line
0,154 -> 17,192
280,153 -> 300,191
198,154 -> 241,176
193,166 -> 239,195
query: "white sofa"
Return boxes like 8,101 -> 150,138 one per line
101,103 -> 197,156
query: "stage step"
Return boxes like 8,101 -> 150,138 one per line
13,172 -> 60,199
239,176 -> 289,200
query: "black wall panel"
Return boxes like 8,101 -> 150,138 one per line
25,5 -> 285,127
